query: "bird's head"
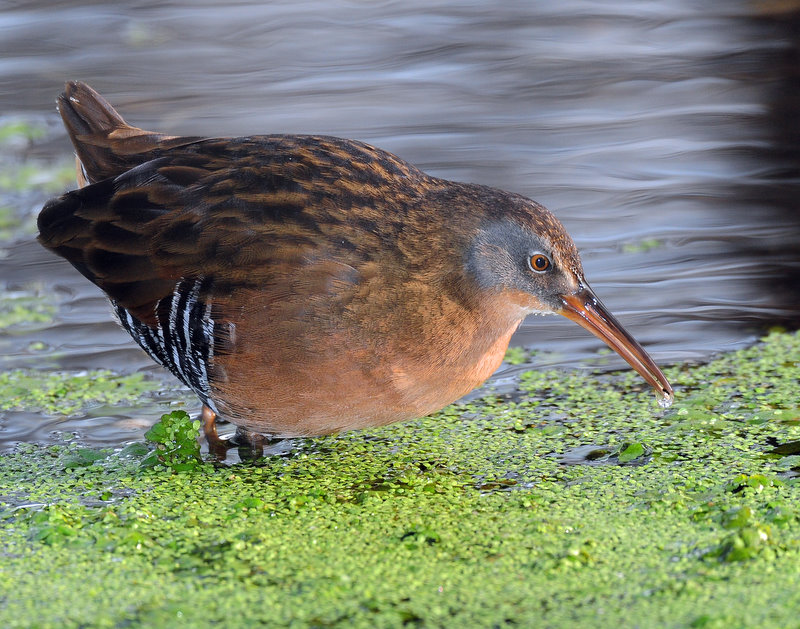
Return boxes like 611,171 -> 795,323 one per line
466,195 -> 673,406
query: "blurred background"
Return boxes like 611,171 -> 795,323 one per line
1,0 -> 799,447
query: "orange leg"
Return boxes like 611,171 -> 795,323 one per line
201,404 -> 230,460
201,404 -> 269,461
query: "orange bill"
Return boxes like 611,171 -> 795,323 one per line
558,285 -> 673,406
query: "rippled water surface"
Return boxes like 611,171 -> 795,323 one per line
1,0 -> 799,447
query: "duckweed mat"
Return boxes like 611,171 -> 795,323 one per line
1,330 -> 799,628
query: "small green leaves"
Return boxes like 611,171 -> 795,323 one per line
16,504 -> 90,547
0,369 -> 160,415
706,507 -> 773,563
142,411 -> 202,472
503,346 -> 528,365
726,474 -> 777,494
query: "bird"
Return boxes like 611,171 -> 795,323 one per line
38,81 -> 673,452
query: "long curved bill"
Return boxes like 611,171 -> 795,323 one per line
558,284 -> 673,407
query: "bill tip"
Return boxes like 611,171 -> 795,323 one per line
657,390 -> 674,409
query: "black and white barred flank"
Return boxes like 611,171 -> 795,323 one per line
115,276 -> 219,414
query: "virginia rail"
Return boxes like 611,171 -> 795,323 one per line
38,82 -> 673,448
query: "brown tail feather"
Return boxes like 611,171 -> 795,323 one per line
57,81 -> 199,184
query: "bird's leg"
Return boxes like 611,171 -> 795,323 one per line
201,404 -> 229,460
201,404 -> 274,461
231,426 -> 268,460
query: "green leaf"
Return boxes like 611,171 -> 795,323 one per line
617,442 -> 645,463
61,448 -> 111,469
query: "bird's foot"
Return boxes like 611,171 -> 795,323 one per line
230,426 -> 275,461
200,404 -> 277,461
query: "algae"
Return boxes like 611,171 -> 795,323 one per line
0,120 -> 47,145
0,161 -> 75,194
0,118 -> 75,242
0,369 -> 160,416
502,345 -> 528,365
0,285 -> 57,330
0,330 -> 799,627
622,237 -> 665,254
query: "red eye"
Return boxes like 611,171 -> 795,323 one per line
529,254 -> 551,273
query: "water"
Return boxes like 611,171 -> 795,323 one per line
1,0 -> 799,448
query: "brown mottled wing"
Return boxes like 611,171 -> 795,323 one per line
39,161 -> 192,325
39,143 -> 295,325
37,134 -> 426,328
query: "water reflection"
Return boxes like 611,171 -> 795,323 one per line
0,0 -> 798,447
